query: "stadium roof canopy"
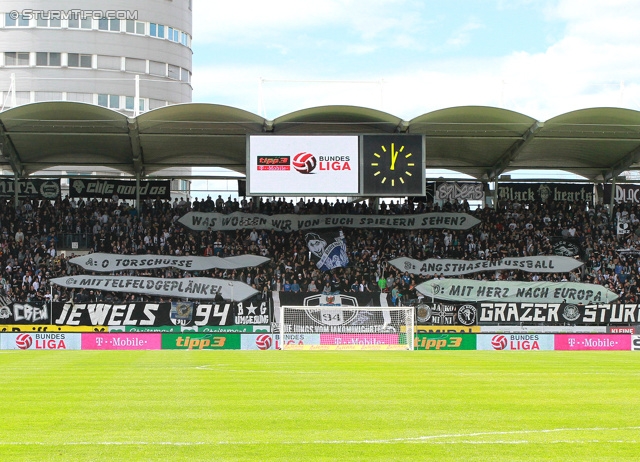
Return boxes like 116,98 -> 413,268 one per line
1,101 -> 640,182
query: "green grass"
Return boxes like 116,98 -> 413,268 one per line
0,351 -> 639,461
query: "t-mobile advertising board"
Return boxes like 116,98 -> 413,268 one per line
555,334 -> 631,350
320,333 -> 400,348
1,333 -> 81,350
81,333 -> 162,350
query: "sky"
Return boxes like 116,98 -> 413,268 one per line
190,0 -> 640,122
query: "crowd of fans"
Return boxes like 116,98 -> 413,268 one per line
1,192 -> 639,306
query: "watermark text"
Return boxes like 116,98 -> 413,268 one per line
9,10 -> 138,21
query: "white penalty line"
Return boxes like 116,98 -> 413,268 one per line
1,427 -> 639,446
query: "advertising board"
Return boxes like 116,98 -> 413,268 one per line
81,333 -> 162,350
241,333 -> 321,350
477,334 -> 555,351
0,324 -> 104,332
414,334 -> 476,350
1,333 -> 81,350
319,333 -> 401,348
248,135 -> 359,195
554,334 -> 631,351
161,333 -> 240,350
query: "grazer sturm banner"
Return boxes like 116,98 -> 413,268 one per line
69,179 -> 171,199
51,301 -> 235,327
51,276 -> 258,301
0,178 -> 60,199
478,302 -> 640,325
416,279 -> 618,305
69,253 -> 270,272
249,135 -> 359,195
305,231 -> 349,271
435,182 -> 484,202
603,184 -> 640,204
390,256 -> 583,277
497,182 -> 593,203
179,211 -> 480,232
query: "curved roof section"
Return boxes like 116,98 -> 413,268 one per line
0,102 -> 639,182
273,105 -> 403,134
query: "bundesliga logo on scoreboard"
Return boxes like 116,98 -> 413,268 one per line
292,153 -> 352,174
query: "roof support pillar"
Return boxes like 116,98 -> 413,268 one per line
609,176 -> 616,218
13,176 -> 18,209
136,173 -> 141,216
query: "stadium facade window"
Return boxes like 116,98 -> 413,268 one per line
6,13 -> 29,27
36,52 -> 61,67
67,53 -> 92,68
5,52 -> 30,66
98,94 -> 121,109
125,20 -> 147,35
4,13 -> 16,27
168,64 -> 180,80
149,60 -> 166,77
35,91 -> 63,102
67,92 -> 93,103
37,17 -> 61,28
125,96 -> 146,112
68,17 -> 92,29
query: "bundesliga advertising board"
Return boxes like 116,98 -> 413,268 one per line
248,135 -> 359,195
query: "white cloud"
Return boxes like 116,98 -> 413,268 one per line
445,19 -> 484,49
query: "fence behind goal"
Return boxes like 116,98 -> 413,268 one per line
279,306 -> 415,350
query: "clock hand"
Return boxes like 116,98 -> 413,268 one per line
390,143 -> 398,170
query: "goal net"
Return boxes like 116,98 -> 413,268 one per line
279,305 -> 414,350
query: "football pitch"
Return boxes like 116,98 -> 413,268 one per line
0,351 -> 638,461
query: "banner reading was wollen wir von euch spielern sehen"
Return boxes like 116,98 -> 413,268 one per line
179,211 -> 481,232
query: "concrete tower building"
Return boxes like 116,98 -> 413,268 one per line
0,0 -> 193,114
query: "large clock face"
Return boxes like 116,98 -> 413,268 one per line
362,135 -> 424,196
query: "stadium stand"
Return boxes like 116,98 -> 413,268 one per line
0,193 -> 637,306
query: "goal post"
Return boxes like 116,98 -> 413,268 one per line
279,305 -> 415,350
